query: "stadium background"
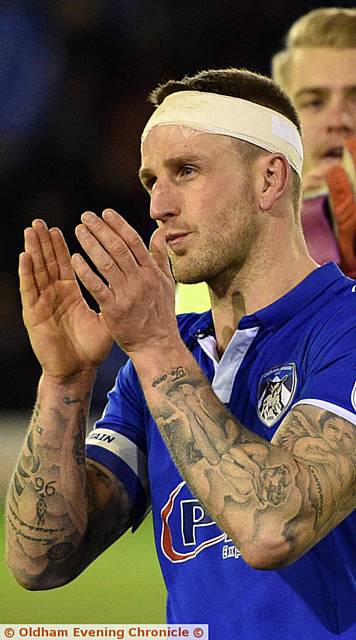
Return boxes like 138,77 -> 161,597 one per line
1,0 -> 354,624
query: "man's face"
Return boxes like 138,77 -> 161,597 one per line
288,47 -> 356,190
322,415 -> 354,452
140,125 -> 258,285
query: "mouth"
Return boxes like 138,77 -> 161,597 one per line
165,232 -> 191,249
321,146 -> 344,160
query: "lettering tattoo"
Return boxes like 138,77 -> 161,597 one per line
8,515 -> 56,546
152,366 -> 188,388
152,374 -> 167,388
8,502 -> 64,534
171,366 -> 187,382
149,366 -> 356,563
6,396 -> 89,587
308,464 -> 324,518
6,391 -> 135,589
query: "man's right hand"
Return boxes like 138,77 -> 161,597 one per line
20,219 -> 112,379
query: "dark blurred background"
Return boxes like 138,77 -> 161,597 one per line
1,0 -> 354,410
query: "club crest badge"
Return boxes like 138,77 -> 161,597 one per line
257,363 -> 297,428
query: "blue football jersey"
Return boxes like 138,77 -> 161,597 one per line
86,263 -> 356,640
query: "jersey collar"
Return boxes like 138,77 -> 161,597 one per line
239,262 -> 345,329
188,262 -> 345,338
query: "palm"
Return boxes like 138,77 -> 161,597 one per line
20,221 -> 112,378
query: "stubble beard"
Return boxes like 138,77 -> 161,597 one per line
170,202 -> 257,286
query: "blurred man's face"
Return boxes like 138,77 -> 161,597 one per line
288,47 -> 356,192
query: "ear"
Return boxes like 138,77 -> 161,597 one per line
258,154 -> 291,211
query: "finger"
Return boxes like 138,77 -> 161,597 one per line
50,227 -> 76,281
149,228 -> 173,279
75,224 -> 124,288
18,252 -> 39,308
71,253 -> 113,307
80,211 -> 139,277
101,209 -> 152,267
24,223 -> 49,290
31,219 -> 59,281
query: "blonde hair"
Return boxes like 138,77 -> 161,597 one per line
272,8 -> 356,90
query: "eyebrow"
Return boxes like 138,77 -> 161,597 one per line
139,153 -> 210,184
294,85 -> 356,100
293,88 -> 327,100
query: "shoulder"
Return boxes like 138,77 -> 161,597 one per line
306,268 -> 356,350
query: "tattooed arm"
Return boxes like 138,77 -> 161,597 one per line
5,374 -> 134,590
6,219 -> 135,589
55,209 -> 354,569
131,348 -> 356,570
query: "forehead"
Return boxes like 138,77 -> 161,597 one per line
289,47 -> 356,93
140,124 -> 234,165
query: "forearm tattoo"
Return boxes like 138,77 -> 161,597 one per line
149,366 -> 356,562
6,392 -> 132,588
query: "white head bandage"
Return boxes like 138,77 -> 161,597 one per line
142,90 -> 303,177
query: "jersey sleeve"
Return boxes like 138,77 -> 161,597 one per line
85,359 -> 150,529
294,305 -> 356,425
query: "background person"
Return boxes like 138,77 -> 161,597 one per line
272,6 -> 356,275
6,68 -> 355,640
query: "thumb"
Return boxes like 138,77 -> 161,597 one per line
149,228 -> 173,279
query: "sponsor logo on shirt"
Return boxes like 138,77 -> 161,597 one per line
257,363 -> 297,428
160,481 -> 240,563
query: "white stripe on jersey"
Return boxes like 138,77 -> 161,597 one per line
199,327 -> 260,403
86,428 -> 149,492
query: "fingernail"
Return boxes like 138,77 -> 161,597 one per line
102,209 -> 116,220
76,224 -> 89,236
72,253 -> 83,265
81,211 -> 95,223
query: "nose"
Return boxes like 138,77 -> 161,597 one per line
326,95 -> 354,133
149,179 -> 180,223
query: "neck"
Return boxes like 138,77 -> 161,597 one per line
208,215 -> 318,356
